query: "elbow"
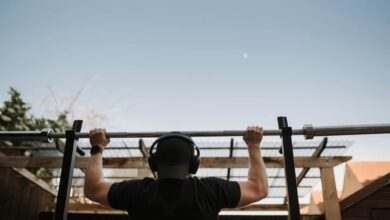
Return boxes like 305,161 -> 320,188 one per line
84,183 -> 95,201
258,179 -> 269,199
248,181 -> 269,201
260,181 -> 269,199
254,185 -> 268,201
259,188 -> 268,199
254,189 -> 268,201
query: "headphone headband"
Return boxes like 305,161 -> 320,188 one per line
149,133 -> 199,156
148,133 -> 200,174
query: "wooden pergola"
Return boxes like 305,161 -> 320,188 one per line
0,137 -> 352,220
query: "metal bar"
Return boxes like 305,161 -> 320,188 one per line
0,156 -> 352,168
0,123 -> 389,140
227,138 -> 234,180
278,117 -> 301,220
54,120 -> 83,220
0,124 -> 390,140
0,130 -> 293,139
312,124 -> 390,136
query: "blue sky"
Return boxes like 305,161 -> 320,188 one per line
1,0 -> 389,160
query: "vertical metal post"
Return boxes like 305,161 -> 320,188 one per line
54,120 -> 83,220
283,137 -> 328,203
278,116 -> 301,220
227,138 -> 234,181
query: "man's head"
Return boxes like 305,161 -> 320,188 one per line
148,133 -> 200,179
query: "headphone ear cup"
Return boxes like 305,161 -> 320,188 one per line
189,156 -> 200,174
148,154 -> 157,172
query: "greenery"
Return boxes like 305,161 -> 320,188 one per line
0,87 -> 71,176
0,87 -> 70,134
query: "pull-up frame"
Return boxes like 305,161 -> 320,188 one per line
0,117 -> 390,220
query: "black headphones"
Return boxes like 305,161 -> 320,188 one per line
148,133 -> 200,174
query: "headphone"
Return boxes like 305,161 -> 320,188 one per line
148,133 -> 200,174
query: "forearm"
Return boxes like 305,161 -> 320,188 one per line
247,145 -> 268,196
84,154 -> 104,196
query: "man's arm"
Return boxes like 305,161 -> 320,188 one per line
84,128 -> 112,207
237,126 -> 268,207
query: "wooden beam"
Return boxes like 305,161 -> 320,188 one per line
225,204 -> 289,211
65,203 -> 298,212
296,137 -> 328,185
0,156 -> 352,169
61,184 -> 314,189
39,175 -> 321,180
61,203 -> 123,213
0,145 -> 347,151
11,167 -> 58,196
320,167 -> 342,220
202,156 -> 351,168
0,152 -> 57,197
138,139 -> 156,179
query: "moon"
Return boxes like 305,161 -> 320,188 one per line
242,53 -> 248,59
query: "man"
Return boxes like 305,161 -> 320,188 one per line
84,126 -> 268,219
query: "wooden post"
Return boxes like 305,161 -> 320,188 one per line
138,139 -> 156,178
0,156 -> 352,169
320,167 -> 342,220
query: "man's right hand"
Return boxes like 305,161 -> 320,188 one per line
243,126 -> 263,148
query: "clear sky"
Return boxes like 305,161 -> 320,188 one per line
1,0 -> 389,161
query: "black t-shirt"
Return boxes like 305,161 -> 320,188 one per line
107,177 -> 241,220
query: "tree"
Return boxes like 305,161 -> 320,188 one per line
0,87 -> 71,138
0,87 -> 71,176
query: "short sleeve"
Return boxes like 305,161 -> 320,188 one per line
201,177 -> 241,209
107,179 -> 143,210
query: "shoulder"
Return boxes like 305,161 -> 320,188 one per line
107,177 -> 156,209
193,177 -> 240,191
199,177 -> 236,185
114,177 -> 154,185
194,177 -> 241,208
109,177 -> 155,193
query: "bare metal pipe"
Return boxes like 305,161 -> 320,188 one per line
311,124 -> 390,136
0,123 -> 389,142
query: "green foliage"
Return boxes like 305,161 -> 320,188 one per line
0,87 -> 31,131
0,87 -> 70,134
0,87 -> 71,176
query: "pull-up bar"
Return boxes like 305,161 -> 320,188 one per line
0,123 -> 390,142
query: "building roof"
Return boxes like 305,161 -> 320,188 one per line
341,161 -> 390,199
302,161 -> 390,214
341,172 -> 390,211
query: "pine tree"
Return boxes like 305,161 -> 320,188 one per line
0,87 -> 31,131
0,87 -> 72,176
0,87 -> 71,134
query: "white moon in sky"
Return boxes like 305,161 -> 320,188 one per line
242,53 -> 248,58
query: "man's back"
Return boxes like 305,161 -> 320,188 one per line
107,177 -> 241,220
